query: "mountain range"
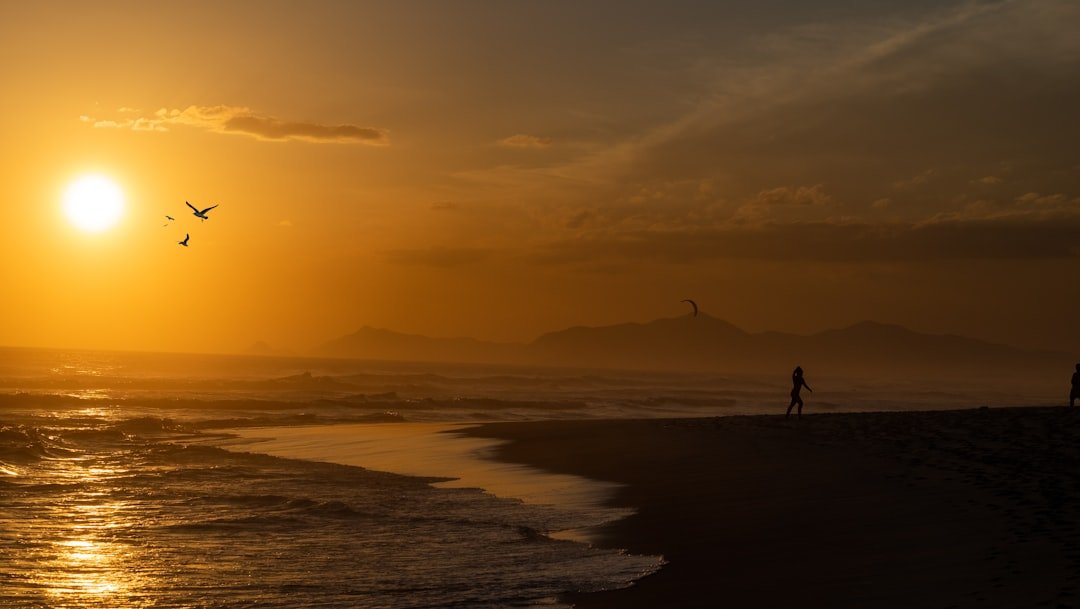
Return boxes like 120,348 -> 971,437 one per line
314,315 -> 1068,379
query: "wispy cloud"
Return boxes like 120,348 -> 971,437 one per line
497,134 -> 552,148
752,184 -> 832,207
733,184 -> 834,224
528,216 -> 1080,266
1016,192 -> 1073,207
81,105 -> 388,145
490,0 -> 1077,226
384,246 -> 491,268
892,169 -> 936,190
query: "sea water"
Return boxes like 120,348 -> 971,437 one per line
0,347 -> 1054,607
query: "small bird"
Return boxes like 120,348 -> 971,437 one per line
163,215 -> 175,227
178,233 -> 190,247
681,299 -> 698,317
186,201 -> 219,221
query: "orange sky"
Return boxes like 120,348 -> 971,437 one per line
1,1 -> 1078,354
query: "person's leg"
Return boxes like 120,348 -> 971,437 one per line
797,397 -> 803,418
786,397 -> 797,417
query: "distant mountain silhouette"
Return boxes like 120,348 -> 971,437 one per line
244,340 -> 279,356
529,316 -> 1064,377
527,314 -> 748,370
316,326 -> 517,364
314,316 -> 1066,378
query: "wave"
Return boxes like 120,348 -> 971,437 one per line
111,416 -> 191,434
172,495 -> 370,530
192,410 -> 407,430
0,425 -> 80,463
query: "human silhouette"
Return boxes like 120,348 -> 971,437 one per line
786,366 -> 813,419
1071,363 -> 1080,407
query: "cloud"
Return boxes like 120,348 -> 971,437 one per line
752,184 -> 832,207
82,105 -> 388,145
498,134 -> 552,148
83,114 -> 157,130
733,184 -> 834,223
223,114 -> 385,143
892,169 -> 936,190
384,247 -> 491,268
522,184 -> 1080,266
511,0 -> 1078,229
971,176 -> 1003,186
529,216 -> 1080,266
1016,192 -> 1072,207
562,209 -> 596,230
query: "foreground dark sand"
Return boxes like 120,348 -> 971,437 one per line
465,407 -> 1080,608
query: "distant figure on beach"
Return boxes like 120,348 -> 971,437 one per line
786,366 -> 813,419
1071,363 -> 1080,407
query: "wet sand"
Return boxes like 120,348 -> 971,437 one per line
464,407 -> 1080,608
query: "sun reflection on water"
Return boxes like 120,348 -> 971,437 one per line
16,451 -> 148,606
47,539 -> 125,597
41,529 -> 133,603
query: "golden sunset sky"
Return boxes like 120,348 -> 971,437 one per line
1,1 -> 1078,354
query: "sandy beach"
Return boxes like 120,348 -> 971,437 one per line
464,407 -> 1080,608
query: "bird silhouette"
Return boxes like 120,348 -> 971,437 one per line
186,201 -> 218,221
681,299 -> 698,317
163,215 -> 175,227
178,233 -> 190,247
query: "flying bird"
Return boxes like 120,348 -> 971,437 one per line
178,233 -> 190,247
681,299 -> 698,317
186,201 -> 218,221
163,215 -> 175,227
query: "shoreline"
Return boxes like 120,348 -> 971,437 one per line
220,422 -> 634,543
463,407 -> 1080,608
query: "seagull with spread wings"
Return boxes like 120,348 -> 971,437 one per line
186,201 -> 218,221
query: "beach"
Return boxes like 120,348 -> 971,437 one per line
464,407 -> 1080,608
4,348 -> 1076,607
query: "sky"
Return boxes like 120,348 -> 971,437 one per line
1,0 -> 1078,354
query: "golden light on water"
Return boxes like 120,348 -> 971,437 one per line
48,537 -> 124,597
62,175 -> 125,233
43,525 -> 131,602
24,458 -> 143,605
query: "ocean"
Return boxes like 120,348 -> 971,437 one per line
0,347 -> 1055,607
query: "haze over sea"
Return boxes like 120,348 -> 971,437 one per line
0,346 -> 1059,607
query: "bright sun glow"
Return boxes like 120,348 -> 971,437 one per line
63,175 -> 125,232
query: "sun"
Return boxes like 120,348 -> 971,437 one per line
63,175 -> 125,232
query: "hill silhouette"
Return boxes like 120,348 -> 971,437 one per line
317,326 -> 517,364
313,315 -> 1066,379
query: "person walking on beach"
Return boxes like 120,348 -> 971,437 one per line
786,366 -> 813,419
1071,363 -> 1080,408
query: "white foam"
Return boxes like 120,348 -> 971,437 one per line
224,422 -> 631,543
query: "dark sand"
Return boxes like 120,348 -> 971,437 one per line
464,408 -> 1080,608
